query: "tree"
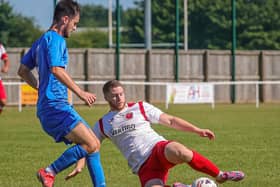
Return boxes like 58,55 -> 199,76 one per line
189,0 -> 280,49
78,3 -> 131,47
79,4 -> 108,27
0,2 -> 108,48
123,0 -> 185,45
0,2 -> 42,47
67,31 -> 108,48
188,0 -> 232,49
237,0 -> 280,49
124,0 -> 280,50
122,6 -> 144,44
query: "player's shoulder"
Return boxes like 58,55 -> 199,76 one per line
99,111 -> 113,122
127,101 -> 137,107
43,30 -> 65,45
127,101 -> 155,109
127,100 -> 147,106
140,101 -> 155,108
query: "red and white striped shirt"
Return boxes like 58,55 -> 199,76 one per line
92,101 -> 165,174
0,44 -> 8,79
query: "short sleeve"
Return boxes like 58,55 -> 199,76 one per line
21,45 -> 36,70
142,102 -> 163,124
92,122 -> 106,142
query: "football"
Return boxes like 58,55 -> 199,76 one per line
191,177 -> 217,187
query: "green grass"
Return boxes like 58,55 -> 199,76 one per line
0,104 -> 279,187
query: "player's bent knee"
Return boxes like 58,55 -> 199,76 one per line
86,141 -> 100,153
166,142 -> 193,162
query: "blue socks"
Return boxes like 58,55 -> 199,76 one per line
46,145 -> 106,187
50,144 -> 88,174
87,152 -> 106,187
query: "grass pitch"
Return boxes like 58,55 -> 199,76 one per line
0,104 -> 279,187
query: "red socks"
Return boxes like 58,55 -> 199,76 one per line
188,150 -> 220,177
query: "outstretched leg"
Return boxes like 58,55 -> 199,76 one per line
164,142 -> 244,183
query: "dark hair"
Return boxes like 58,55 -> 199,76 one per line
53,0 -> 80,22
103,80 -> 124,96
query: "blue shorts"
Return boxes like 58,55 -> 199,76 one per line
37,104 -> 90,144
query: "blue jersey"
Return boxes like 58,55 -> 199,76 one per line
21,30 -> 69,112
21,30 -> 87,143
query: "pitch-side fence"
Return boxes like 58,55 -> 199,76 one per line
4,80 -> 280,111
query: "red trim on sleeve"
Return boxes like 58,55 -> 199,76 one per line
138,101 -> 149,121
99,118 -> 108,138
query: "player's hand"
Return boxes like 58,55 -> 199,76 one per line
198,129 -> 215,140
80,91 -> 97,106
65,158 -> 86,180
65,167 -> 82,181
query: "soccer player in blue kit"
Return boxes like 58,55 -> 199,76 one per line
17,1 -> 105,187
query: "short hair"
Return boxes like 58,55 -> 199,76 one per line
103,80 -> 124,96
53,0 -> 80,22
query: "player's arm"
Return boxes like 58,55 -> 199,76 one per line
17,64 -> 38,90
51,66 -> 96,106
65,157 -> 85,180
158,113 -> 215,140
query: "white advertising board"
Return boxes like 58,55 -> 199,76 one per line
166,83 -> 214,108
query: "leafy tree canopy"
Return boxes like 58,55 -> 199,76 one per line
2,1 -> 280,49
0,1 -> 42,47
124,0 -> 280,50
0,2 -> 109,48
79,4 -> 108,27
67,30 -> 108,48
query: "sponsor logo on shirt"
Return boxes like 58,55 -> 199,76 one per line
125,112 -> 133,119
112,124 -> 135,136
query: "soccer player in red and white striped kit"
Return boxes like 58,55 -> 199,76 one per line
68,80 -> 245,187
0,43 -> 10,114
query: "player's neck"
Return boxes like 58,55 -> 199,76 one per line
110,103 -> 127,112
49,23 -> 64,36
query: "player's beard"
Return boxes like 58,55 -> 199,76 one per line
109,100 -> 126,111
63,23 -> 72,38
63,28 -> 70,38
